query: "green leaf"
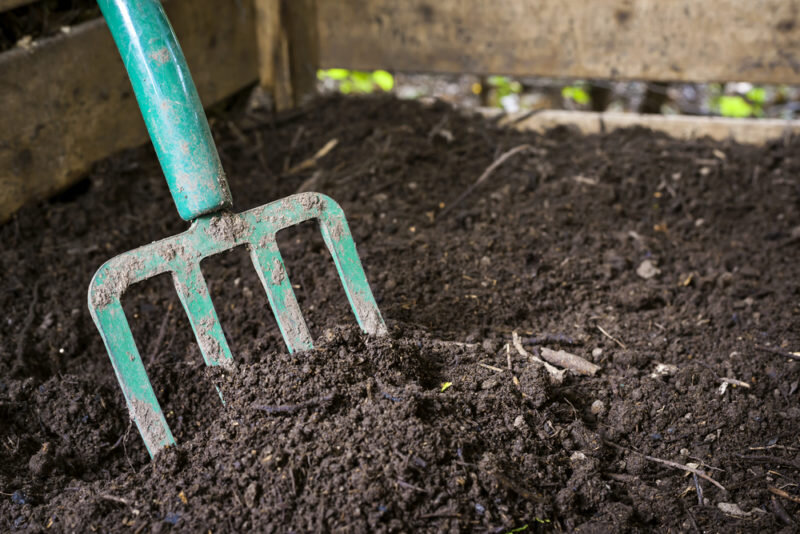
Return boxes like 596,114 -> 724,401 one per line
718,95 -> 753,117
506,525 -> 528,533
440,382 -> 452,392
372,70 -> 394,91
339,80 -> 353,94
347,71 -> 373,93
562,85 -> 590,105
746,87 -> 766,105
324,68 -> 350,80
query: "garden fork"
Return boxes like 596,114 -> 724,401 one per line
88,0 -> 386,457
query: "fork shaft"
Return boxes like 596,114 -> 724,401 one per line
98,0 -> 232,221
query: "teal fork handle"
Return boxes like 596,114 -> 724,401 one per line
98,0 -> 232,220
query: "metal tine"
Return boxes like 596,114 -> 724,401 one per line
172,261 -> 234,367
249,237 -> 314,353
317,201 -> 388,336
92,297 -> 175,456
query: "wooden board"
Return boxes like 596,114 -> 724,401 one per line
315,0 -> 800,84
498,110 -> 800,145
0,0 -> 258,222
0,0 -> 36,12
254,0 -> 294,110
254,0 -> 319,110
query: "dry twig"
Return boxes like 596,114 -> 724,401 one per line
597,325 -> 626,349
396,479 -> 428,494
477,362 -> 505,373
512,332 -> 565,382
286,138 -> 338,175
439,144 -> 531,218
719,377 -> 750,388
604,440 -> 726,491
769,486 -> 800,504
540,347 -> 601,376
755,345 -> 800,362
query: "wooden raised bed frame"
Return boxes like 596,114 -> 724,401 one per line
2,0 -> 800,221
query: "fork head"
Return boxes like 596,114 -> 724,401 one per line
88,192 -> 386,456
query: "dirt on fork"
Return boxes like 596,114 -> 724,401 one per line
1,95 -> 800,532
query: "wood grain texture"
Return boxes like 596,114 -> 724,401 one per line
501,110 -> 800,145
254,0 -> 294,110
316,0 -> 800,84
0,0 -> 258,222
283,0 -> 320,107
254,0 -> 319,109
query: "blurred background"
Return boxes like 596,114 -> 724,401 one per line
3,0 -> 800,120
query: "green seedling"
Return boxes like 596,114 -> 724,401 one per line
318,69 -> 395,94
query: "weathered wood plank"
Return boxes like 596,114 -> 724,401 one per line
500,110 -> 800,145
254,0 -> 295,110
316,0 -> 800,84
0,0 -> 258,222
0,0 -> 37,12
283,0 -> 320,107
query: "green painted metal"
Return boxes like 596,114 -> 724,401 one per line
89,193 -> 387,457
97,0 -> 231,221
92,0 -> 386,458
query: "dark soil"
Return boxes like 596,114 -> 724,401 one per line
2,95 -> 800,532
0,0 -> 99,53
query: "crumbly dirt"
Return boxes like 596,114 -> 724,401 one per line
1,95 -> 800,532
0,0 -> 100,53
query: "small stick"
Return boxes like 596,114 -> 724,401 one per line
755,345 -> 800,362
539,347 -> 601,376
719,377 -> 751,389
769,486 -> 800,504
506,343 -> 512,371
254,394 -> 334,415
286,138 -> 338,175
693,473 -> 704,506
597,325 -> 626,349
439,144 -> 531,218
478,362 -> 505,373
396,479 -> 428,494
512,332 -> 565,382
604,440 -> 726,491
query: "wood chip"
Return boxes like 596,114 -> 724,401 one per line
539,347 -> 601,376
